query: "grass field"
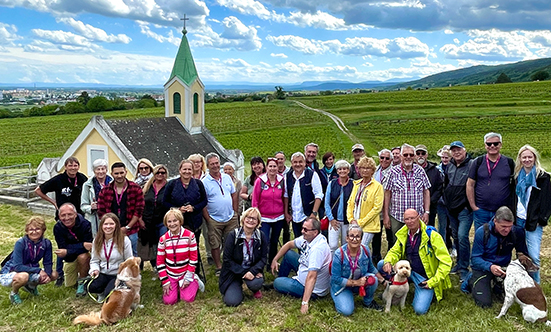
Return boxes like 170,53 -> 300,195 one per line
1,204 -> 550,332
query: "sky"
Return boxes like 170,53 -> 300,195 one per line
1,0 -> 551,86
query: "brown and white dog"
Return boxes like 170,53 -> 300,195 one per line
496,254 -> 551,326
73,257 -> 142,326
382,260 -> 411,313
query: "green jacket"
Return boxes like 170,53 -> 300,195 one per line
384,222 -> 452,301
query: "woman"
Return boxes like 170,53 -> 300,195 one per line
134,158 -> 154,188
0,216 -> 57,305
347,157 -> 384,248
251,157 -> 285,265
325,160 -> 354,253
88,213 -> 133,301
219,207 -> 268,306
157,209 -> 200,305
223,162 -> 243,219
321,152 -> 339,183
81,158 -> 112,237
331,225 -> 383,315
188,153 -> 207,180
139,165 -> 170,272
436,146 -> 455,256
241,156 -> 266,211
514,144 -> 551,283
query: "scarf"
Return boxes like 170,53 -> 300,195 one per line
135,173 -> 153,187
516,167 -> 539,208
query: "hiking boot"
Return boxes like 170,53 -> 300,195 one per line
9,292 -> 22,305
207,257 -> 215,266
253,290 -> 262,299
76,279 -> 87,297
23,285 -> 39,296
363,300 -> 383,312
55,275 -> 64,287
460,272 -> 472,294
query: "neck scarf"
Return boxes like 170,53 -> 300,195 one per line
516,167 -> 539,208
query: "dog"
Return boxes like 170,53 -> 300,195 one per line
382,260 -> 411,313
73,257 -> 142,326
496,254 -> 551,326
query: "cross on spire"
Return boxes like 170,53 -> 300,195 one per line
180,14 -> 189,35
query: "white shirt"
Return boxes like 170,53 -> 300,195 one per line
516,186 -> 532,220
285,170 -> 323,223
294,234 -> 331,296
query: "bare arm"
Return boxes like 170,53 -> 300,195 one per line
232,191 -> 238,214
301,270 -> 318,314
466,178 -> 478,211
310,198 -> 321,219
421,188 -> 430,223
240,184 -> 249,200
383,189 -> 391,229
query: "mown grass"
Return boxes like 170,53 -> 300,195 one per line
1,204 -> 550,332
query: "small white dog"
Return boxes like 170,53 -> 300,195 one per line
382,260 -> 411,313
496,254 -> 551,326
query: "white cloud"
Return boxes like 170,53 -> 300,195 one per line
444,29 -> 453,34
284,10 -> 368,30
57,17 -> 131,43
138,21 -> 181,46
0,22 -> 20,45
361,59 -> 458,81
32,29 -> 95,48
192,16 -> 261,51
215,0 -> 281,21
270,52 -> 288,58
223,58 -> 250,67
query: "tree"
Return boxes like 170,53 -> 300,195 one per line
140,94 -> 158,107
531,70 -> 550,81
495,73 -> 512,84
86,96 -> 113,112
273,86 -> 286,100
77,91 -> 91,105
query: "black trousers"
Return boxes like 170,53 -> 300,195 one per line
88,273 -> 117,296
469,269 -> 504,308
222,277 -> 264,307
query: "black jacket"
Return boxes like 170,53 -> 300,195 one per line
424,161 -> 444,205
53,214 -> 93,262
444,155 -> 473,213
512,172 -> 551,232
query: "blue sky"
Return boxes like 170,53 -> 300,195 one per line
1,0 -> 551,86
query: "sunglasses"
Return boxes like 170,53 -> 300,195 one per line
379,156 -> 391,160
485,142 -> 501,147
416,151 -> 427,156
139,167 -> 150,170
402,153 -> 414,157
156,171 -> 167,175
302,227 -> 315,232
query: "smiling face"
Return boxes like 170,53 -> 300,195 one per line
324,156 -> 335,168
403,209 -> 420,234
301,219 -> 318,242
26,223 -> 45,242
65,161 -> 80,178
275,153 -> 286,169
292,155 -> 306,175
112,167 -> 127,185
102,217 -> 116,238
352,149 -> 365,162
485,136 -> 502,156
59,205 -> 77,228
379,151 -> 391,169
415,149 -> 427,165
179,162 -> 193,181
346,228 -> 362,250
155,167 -> 167,182
207,156 -> 221,176
337,166 -> 349,180
305,146 -> 318,163
451,146 -> 466,163
138,162 -> 151,176
520,149 -> 535,170
391,148 -> 401,164
166,212 -> 182,234
94,165 -> 107,181
242,212 -> 260,232
251,162 -> 264,175
266,160 -> 278,176
401,147 -> 415,168
360,166 -> 374,180
440,155 -> 450,165
191,159 -> 203,172
223,165 -> 234,176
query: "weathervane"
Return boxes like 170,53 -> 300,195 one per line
181,14 -> 189,35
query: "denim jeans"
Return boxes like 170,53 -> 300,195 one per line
437,201 -> 452,249
128,232 -> 138,257
473,208 -> 495,231
274,250 -> 319,299
448,207 -> 473,272
331,278 -> 378,316
260,219 -> 285,264
376,260 -> 434,315
516,218 -> 543,283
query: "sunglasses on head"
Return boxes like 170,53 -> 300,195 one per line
416,151 -> 427,156
486,142 -> 500,147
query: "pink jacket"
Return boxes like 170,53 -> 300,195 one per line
251,173 -> 285,220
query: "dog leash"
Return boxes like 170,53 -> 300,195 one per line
86,275 -> 116,304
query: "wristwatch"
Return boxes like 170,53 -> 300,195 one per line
125,225 -> 131,230
424,211 -> 430,215
312,211 -> 318,217
301,301 -> 309,306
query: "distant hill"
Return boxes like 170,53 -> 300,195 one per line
390,57 -> 551,89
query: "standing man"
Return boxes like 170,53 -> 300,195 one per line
415,144 -> 444,227
349,143 -> 366,180
285,152 -> 324,237
383,144 -> 431,244
202,152 -> 238,275
372,148 -> 394,264
391,147 -> 401,166
35,156 -> 87,286
275,151 -> 290,176
467,132 -> 515,230
271,217 -> 331,314
97,162 -> 144,256
443,141 -> 474,281
53,203 -> 93,297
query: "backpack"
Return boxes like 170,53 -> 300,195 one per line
481,222 -> 516,248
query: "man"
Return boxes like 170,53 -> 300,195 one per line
284,152 -> 324,237
271,218 -> 331,314
443,141 -> 474,281
372,148 -> 394,264
464,206 -> 528,308
379,209 -> 452,315
53,203 -> 93,297
391,147 -> 401,166
415,144 -> 443,227
35,156 -> 87,286
275,151 -> 290,176
349,143 -> 366,180
202,152 -> 238,273
383,144 -> 431,244
97,162 -> 144,256
467,132 -> 515,230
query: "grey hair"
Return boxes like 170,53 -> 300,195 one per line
92,158 -> 108,170
484,132 -> 502,143
401,143 -> 415,154
378,149 -> 391,157
494,206 -> 514,223
346,224 -> 364,238
205,152 -> 220,166
222,162 -> 236,170
291,152 -> 306,161
304,143 -> 319,152
335,159 -> 350,169
308,217 -> 321,233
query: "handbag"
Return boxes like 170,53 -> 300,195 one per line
320,195 -> 341,231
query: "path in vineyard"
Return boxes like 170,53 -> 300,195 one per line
293,101 -> 360,143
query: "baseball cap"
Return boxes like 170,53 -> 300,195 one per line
351,143 -> 365,152
450,141 -> 465,149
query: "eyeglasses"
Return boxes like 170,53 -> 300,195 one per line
156,171 -> 167,175
402,153 -> 414,157
379,156 -> 391,160
416,151 -> 427,156
244,216 -> 258,222
139,167 -> 150,170
302,227 -> 315,232
28,228 -> 42,233
486,142 -> 501,147
348,235 -> 361,240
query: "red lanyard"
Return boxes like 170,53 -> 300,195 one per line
115,183 -> 128,215
68,176 -> 77,187
401,165 -> 413,190
486,154 -> 501,185
347,247 -> 360,276
153,182 -> 164,207
409,232 -> 418,248
67,227 -> 79,241
244,238 -> 253,260
103,239 -> 115,270
171,229 -> 182,263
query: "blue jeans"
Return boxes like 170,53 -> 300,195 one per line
260,219 -> 285,264
437,201 -> 452,249
274,250 -> 319,299
331,276 -> 378,316
449,207 -> 473,272
128,233 -> 138,257
377,260 -> 435,315
473,208 -> 495,231
516,218 -> 543,283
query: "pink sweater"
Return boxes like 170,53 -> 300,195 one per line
251,173 -> 285,220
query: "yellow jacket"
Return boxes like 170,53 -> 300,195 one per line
346,179 -> 384,233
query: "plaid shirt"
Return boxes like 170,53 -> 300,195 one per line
97,180 -> 144,235
384,164 -> 431,222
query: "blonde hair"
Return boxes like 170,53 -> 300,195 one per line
93,213 -> 125,255
26,216 -> 46,233
241,207 -> 262,229
143,164 -> 168,193
163,208 -> 184,228
134,158 -> 154,179
514,145 -> 546,178
188,154 -> 206,174
357,156 -> 377,171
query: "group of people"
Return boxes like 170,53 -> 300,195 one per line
1,132 -> 548,318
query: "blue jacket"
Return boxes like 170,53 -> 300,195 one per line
163,178 -> 208,232
471,220 -> 528,272
286,168 -> 316,216
2,236 -> 54,276
330,244 -> 377,296
53,214 -> 93,262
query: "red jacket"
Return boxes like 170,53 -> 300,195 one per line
97,180 -> 144,235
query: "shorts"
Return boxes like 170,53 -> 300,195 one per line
0,272 -> 16,287
207,214 -> 238,249
63,261 -> 78,287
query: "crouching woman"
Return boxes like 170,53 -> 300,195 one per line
0,216 -> 58,305
331,225 -> 383,315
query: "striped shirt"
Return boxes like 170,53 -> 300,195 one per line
156,226 -> 197,286
384,164 -> 431,222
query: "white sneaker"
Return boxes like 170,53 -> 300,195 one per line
450,248 -> 457,258
197,278 -> 205,293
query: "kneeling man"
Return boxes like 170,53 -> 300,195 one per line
378,209 -> 452,315
271,217 -> 331,314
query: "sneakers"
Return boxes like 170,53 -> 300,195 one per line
9,292 -> 22,305
76,279 -> 87,297
55,275 -> 64,287
450,265 -> 459,274
97,294 -> 106,302
215,268 -> 221,277
207,257 -> 215,266
363,300 -> 383,312
253,290 -> 262,299
197,278 -> 205,293
22,285 -> 39,296
450,248 -> 457,259
460,271 -> 472,294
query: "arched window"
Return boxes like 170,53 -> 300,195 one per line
193,93 -> 199,114
173,92 -> 181,114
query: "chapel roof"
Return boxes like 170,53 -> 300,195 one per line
168,32 -> 199,86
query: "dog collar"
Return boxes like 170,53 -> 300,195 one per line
390,276 -> 408,286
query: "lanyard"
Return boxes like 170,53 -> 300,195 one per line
401,165 -> 413,190
244,238 -> 254,261
68,175 -> 77,187
67,227 -> 79,241
103,239 -> 115,270
486,154 -> 501,185
153,182 -> 164,207
355,180 -> 370,206
171,229 -> 182,263
214,176 -> 225,196
346,247 -> 360,276
27,240 -> 42,262
408,232 -> 418,248
115,183 -> 128,215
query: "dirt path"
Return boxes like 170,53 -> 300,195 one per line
293,100 -> 359,142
